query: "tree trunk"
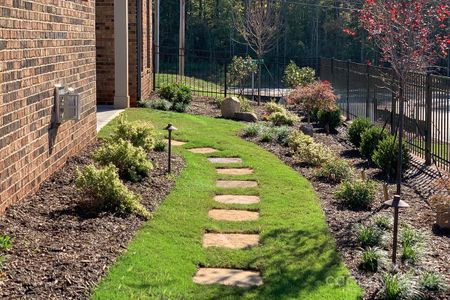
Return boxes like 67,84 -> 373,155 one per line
257,60 -> 261,105
396,79 -> 404,195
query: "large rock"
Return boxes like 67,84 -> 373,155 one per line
234,112 -> 258,123
300,124 -> 314,137
221,97 -> 241,118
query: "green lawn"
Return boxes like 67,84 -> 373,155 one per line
156,73 -> 226,97
93,109 -> 361,299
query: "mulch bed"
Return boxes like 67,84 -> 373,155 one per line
244,125 -> 450,300
0,142 -> 184,299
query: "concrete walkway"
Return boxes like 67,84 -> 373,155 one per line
96,105 -> 124,132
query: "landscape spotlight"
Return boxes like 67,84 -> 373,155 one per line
165,123 -> 178,173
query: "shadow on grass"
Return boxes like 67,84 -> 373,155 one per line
204,227 -> 360,299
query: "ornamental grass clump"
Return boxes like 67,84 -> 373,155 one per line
94,139 -> 153,182
380,273 -> 421,300
348,118 -> 372,147
243,123 -> 264,137
287,81 -> 337,123
360,247 -> 380,272
76,164 -> 151,219
112,116 -> 155,151
400,226 -> 425,264
316,159 -> 353,183
419,271 -> 448,292
335,179 -> 377,210
0,234 -> 12,251
153,137 -> 167,152
356,224 -> 383,248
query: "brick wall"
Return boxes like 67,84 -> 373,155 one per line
96,0 -> 153,106
0,0 -> 97,213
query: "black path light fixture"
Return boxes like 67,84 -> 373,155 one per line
383,194 -> 409,265
165,123 -> 178,173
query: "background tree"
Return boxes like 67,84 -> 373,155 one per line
360,0 -> 449,194
228,56 -> 258,96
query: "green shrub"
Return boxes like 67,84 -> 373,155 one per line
348,118 -> 372,147
294,142 -> 334,166
271,126 -> 292,145
400,226 -> 425,264
259,127 -> 276,143
94,140 -> 153,182
374,216 -> 392,230
287,131 -> 314,152
76,164 -> 151,219
243,123 -> 263,137
360,248 -> 380,272
143,99 -> 172,111
112,116 -> 155,151
158,83 -> 193,112
335,180 -> 377,210
372,136 -> 410,178
213,97 -> 225,108
283,61 -> 316,88
360,127 -> 389,160
419,271 -> 447,292
316,159 -> 353,183
264,102 -> 286,114
239,97 -> 254,112
0,234 -> 12,251
381,273 -> 420,300
317,108 -> 342,131
153,137 -> 167,152
268,111 -> 299,126
356,225 -> 383,248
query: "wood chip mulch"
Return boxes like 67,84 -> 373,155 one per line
0,142 -> 184,299
244,125 -> 449,300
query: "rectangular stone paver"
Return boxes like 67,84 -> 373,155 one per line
188,147 -> 218,154
216,180 -> 258,188
203,233 -> 259,249
216,168 -> 253,175
166,139 -> 186,146
214,195 -> 260,204
208,157 -> 243,164
193,268 -> 263,287
208,209 -> 259,221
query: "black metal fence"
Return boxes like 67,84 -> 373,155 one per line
154,47 -> 319,100
321,58 -> 450,171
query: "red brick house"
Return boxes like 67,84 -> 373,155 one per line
0,0 -> 153,213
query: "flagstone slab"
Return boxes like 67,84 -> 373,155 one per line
166,139 -> 186,146
203,233 -> 259,249
216,168 -> 254,175
208,209 -> 259,221
193,268 -> 263,287
188,147 -> 218,154
214,195 -> 260,204
208,157 -> 243,164
216,180 -> 258,188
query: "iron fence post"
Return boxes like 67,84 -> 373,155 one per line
224,63 -> 227,98
346,60 -> 350,120
366,64 -> 370,119
425,73 -> 432,166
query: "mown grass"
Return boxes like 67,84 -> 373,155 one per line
93,109 -> 361,299
155,73 -> 226,98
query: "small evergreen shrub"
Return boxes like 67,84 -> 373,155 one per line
283,61 -> 316,88
335,180 -> 377,210
158,83 -> 193,112
356,225 -> 383,248
294,142 -> 334,166
76,164 -> 151,219
419,272 -> 447,292
373,216 -> 392,230
144,99 -> 172,111
317,108 -> 342,131
158,84 -> 178,101
348,118 -> 372,147
360,126 -> 389,160
0,234 -> 12,251
372,136 -> 410,178
243,123 -> 263,137
239,97 -> 253,112
271,126 -> 292,145
316,159 -> 353,183
153,137 -> 167,152
268,111 -> 299,126
259,127 -> 276,143
112,116 -> 155,151
360,248 -> 380,272
94,140 -> 153,182
264,102 -> 286,114
287,131 -> 314,152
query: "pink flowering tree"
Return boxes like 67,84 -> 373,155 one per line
360,0 -> 449,193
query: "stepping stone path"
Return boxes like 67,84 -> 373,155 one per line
214,195 -> 260,204
216,180 -> 258,188
166,139 -> 186,146
208,157 -> 242,164
190,151 -> 262,287
216,168 -> 254,175
203,233 -> 259,249
193,268 -> 263,287
208,209 -> 259,221
188,147 -> 218,154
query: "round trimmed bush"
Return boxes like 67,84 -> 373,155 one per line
348,118 -> 372,147
360,127 -> 389,160
317,108 -> 342,132
372,135 -> 410,178
335,179 -> 377,210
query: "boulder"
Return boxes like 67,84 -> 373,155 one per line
278,97 -> 287,105
234,112 -> 258,123
221,97 -> 241,118
300,124 -> 314,137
